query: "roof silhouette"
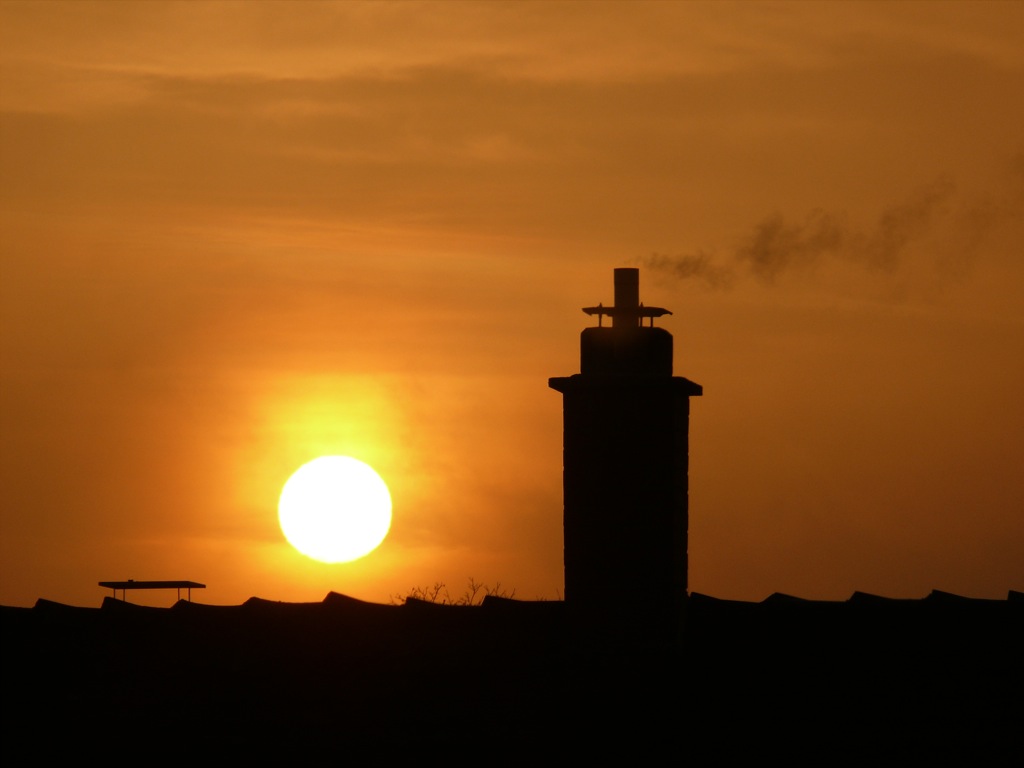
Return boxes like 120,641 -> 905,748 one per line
2,590 -> 1020,766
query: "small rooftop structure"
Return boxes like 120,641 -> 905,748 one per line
98,580 -> 206,602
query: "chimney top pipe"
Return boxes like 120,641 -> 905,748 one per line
613,268 -> 640,324
582,268 -> 671,328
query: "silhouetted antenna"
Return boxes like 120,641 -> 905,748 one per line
582,267 -> 671,327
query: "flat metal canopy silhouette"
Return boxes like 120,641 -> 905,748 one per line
99,580 -> 206,602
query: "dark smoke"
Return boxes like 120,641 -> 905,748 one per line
855,178 -> 954,271
645,251 -> 736,290
645,176 -> 973,291
737,209 -> 845,282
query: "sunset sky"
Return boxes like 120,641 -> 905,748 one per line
2,1 -> 1022,607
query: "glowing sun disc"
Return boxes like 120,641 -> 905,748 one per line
278,456 -> 392,563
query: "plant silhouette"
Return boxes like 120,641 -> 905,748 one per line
391,577 -> 516,606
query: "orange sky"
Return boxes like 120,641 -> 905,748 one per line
2,1 -> 1022,607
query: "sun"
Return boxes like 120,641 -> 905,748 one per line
278,456 -> 392,563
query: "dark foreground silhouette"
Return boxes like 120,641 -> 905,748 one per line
2,590 -> 1021,766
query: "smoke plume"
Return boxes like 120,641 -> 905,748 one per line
645,169 -> 1022,293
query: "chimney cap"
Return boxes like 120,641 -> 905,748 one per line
582,268 -> 671,327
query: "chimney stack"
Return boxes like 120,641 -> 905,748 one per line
550,268 -> 702,637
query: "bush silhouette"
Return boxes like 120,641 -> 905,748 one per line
392,577 -> 515,606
